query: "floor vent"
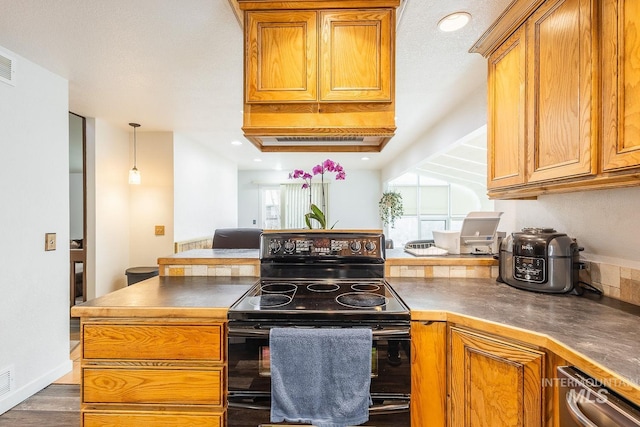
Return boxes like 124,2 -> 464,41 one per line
0,53 -> 15,86
0,365 -> 15,397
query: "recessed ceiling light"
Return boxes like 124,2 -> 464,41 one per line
438,12 -> 471,32
253,158 -> 262,162
361,157 -> 370,161
231,140 -> 242,146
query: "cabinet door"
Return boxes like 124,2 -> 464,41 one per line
526,0 -> 596,183
449,327 -> 544,427
246,10 -> 317,103
487,27 -> 527,189
319,9 -> 393,102
602,0 -> 640,171
411,321 -> 446,427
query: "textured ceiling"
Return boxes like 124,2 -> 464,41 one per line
0,0 -> 511,176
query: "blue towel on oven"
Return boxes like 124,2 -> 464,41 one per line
269,327 -> 372,427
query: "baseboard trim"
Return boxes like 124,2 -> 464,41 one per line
0,359 -> 73,415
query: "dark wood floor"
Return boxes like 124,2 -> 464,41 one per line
0,384 -> 80,426
0,318 -> 81,425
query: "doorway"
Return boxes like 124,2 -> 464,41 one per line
69,112 -> 86,313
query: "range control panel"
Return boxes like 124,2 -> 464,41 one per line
261,232 -> 383,259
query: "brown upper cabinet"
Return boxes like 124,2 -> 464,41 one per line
245,10 -> 318,103
237,0 -> 398,152
602,0 -> 640,171
473,0 -> 640,199
487,27 -> 527,190
525,0 -> 596,184
246,9 -> 392,104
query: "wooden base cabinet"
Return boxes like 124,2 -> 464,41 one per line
411,321 -> 447,427
448,326 -> 545,427
78,319 -> 227,426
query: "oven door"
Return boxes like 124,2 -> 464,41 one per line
227,324 -> 411,427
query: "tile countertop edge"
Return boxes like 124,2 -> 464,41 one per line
157,248 -> 497,266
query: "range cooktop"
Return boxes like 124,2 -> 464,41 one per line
227,279 -> 410,322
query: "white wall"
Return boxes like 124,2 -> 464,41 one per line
173,133 -> 238,242
330,169 -> 382,229
129,132 -> 174,265
90,119 -> 131,298
496,186 -> 640,270
0,46 -> 71,414
238,169 -> 382,229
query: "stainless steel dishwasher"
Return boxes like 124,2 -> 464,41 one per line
558,366 -> 640,426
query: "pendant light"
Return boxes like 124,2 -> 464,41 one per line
128,122 -> 141,185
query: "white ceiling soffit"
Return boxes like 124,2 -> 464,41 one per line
415,129 -> 487,189
0,0 -> 512,172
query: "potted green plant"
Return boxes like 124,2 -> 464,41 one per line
379,191 -> 404,228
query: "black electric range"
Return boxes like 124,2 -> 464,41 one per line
227,230 -> 410,324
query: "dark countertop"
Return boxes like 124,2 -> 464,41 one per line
71,276 -> 256,318
389,277 -> 640,395
72,275 -> 640,399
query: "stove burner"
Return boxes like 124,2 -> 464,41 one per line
351,283 -> 381,292
336,292 -> 387,309
247,294 -> 292,308
260,283 -> 297,295
307,283 -> 340,293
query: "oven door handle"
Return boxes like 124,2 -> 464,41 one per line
369,393 -> 411,414
228,327 -> 410,338
228,392 -> 410,413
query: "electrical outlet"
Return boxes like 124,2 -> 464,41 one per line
45,233 -> 56,251
155,225 -> 165,236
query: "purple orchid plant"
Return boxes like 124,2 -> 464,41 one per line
289,159 -> 346,229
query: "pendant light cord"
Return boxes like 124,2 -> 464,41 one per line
129,122 -> 141,168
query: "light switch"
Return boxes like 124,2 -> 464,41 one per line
155,225 -> 165,236
45,233 -> 56,251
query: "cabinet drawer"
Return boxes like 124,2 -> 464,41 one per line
83,324 -> 223,361
83,411 -> 222,427
83,367 -> 224,405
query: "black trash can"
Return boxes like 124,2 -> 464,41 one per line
125,267 -> 159,286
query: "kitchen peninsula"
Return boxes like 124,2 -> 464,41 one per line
72,273 -> 640,426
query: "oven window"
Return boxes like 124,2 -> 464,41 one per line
259,346 -> 270,377
257,344 -> 379,378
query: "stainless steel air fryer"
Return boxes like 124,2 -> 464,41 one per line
498,228 -> 582,293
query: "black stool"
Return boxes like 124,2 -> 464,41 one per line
125,267 -> 159,286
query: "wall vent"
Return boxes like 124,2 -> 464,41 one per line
0,53 -> 15,86
0,365 -> 15,398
